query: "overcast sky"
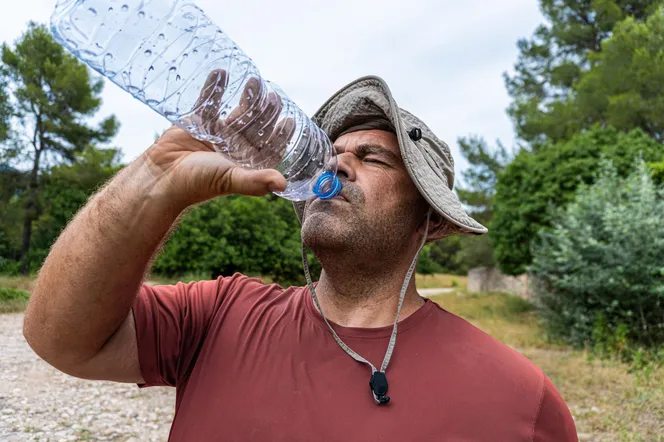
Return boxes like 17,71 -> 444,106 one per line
1,0 -> 544,176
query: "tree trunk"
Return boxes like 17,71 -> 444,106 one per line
19,149 -> 41,275
20,210 -> 33,275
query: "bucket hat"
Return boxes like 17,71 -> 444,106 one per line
292,75 -> 487,237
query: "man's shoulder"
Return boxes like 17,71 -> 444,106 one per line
426,300 -> 544,384
199,272 -> 307,312
190,272 -> 294,297
419,302 -> 576,440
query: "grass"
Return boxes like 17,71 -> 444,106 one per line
0,275 -> 35,313
0,275 -> 35,292
0,287 -> 30,314
429,291 -> 664,442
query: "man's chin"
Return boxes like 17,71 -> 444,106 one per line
301,212 -> 348,245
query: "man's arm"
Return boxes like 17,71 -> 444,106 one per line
23,126 -> 286,382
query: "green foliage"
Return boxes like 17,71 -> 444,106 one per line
492,127 -> 662,274
0,164 -> 26,271
0,287 -> 29,302
0,22 -> 118,273
574,11 -> 664,140
416,244 -> 444,275
1,23 -> 118,149
651,158 -> 664,185
534,8 -> 664,143
423,234 -> 496,275
0,147 -> 121,273
529,160 -> 664,350
0,74 -> 11,143
152,196 -> 317,287
446,136 -> 509,272
505,0 -> 662,145
456,136 -> 510,220
0,287 -> 30,313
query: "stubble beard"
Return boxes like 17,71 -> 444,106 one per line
301,194 -> 421,275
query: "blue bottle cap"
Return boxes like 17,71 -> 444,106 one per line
313,171 -> 342,199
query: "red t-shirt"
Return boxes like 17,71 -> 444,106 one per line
132,273 -> 577,441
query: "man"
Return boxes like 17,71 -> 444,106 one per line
23,76 -> 578,441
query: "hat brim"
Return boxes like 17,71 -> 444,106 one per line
293,75 -> 487,237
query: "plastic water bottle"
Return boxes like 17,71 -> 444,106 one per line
49,0 -> 341,201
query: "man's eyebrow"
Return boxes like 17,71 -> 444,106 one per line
347,143 -> 402,163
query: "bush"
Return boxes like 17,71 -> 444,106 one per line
492,127 -> 663,275
416,244 -> 444,275
529,159 -> 664,350
0,287 -> 29,302
0,287 -> 30,314
152,195 -> 318,287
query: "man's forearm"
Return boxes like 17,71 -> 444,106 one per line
23,155 -> 184,367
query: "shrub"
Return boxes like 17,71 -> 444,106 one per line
492,127 -> 663,275
152,195 -> 317,287
0,287 -> 29,302
529,159 -> 664,350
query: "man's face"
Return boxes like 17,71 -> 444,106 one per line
301,129 -> 427,259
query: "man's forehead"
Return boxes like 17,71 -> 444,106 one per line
333,129 -> 400,155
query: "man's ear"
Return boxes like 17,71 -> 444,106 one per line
418,210 -> 456,242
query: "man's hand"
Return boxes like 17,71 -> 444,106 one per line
143,125 -> 286,208
143,69 -> 293,209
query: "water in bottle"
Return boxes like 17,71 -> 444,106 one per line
49,0 -> 341,201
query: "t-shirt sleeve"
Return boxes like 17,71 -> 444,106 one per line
533,375 -> 578,442
131,275 -> 237,388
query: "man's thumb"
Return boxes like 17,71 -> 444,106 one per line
224,167 -> 287,196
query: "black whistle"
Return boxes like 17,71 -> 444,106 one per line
369,371 -> 390,405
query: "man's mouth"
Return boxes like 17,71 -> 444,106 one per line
309,194 -> 347,210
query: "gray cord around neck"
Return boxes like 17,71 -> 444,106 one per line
301,208 -> 432,405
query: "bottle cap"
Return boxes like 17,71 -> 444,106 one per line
313,171 -> 342,199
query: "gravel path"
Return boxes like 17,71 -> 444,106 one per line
0,313 -> 175,442
417,288 -> 454,297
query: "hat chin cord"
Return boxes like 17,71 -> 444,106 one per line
301,208 -> 433,405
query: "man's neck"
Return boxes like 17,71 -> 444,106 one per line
311,262 -> 425,329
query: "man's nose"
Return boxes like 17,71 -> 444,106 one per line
336,152 -> 357,182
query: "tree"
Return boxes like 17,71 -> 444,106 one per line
442,136 -> 510,272
0,74 -> 11,144
491,126 -> 662,275
572,10 -> 664,141
0,164 -> 25,273
529,160 -> 664,349
505,0 -> 662,145
456,136 -> 510,222
0,147 -> 122,273
416,244 -> 444,276
1,22 -> 118,273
